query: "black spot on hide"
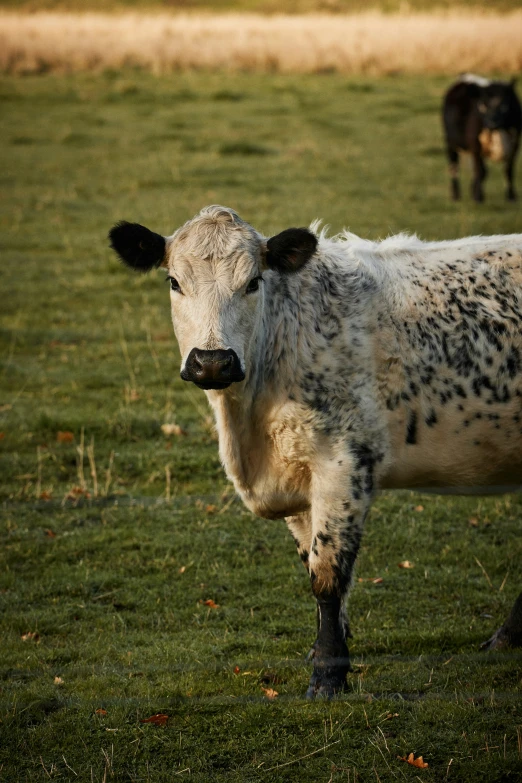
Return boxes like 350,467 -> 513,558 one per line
406,411 -> 417,444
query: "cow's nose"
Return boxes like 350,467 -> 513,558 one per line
181,348 -> 245,390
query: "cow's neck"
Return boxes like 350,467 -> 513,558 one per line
207,383 -> 256,492
205,278 -> 296,495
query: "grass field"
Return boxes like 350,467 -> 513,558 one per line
1,0 -> 521,13
3,11 -> 522,75
1,70 -> 522,781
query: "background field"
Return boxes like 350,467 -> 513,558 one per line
1,0 -> 521,13
3,11 -> 522,75
1,70 -> 522,781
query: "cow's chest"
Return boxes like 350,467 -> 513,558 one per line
215,399 -> 313,520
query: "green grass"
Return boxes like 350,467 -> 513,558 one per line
0,0 -> 520,13
1,70 -> 521,781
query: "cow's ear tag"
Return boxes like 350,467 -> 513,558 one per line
265,228 -> 317,274
108,221 -> 167,272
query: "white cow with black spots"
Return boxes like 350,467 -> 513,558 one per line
109,205 -> 522,698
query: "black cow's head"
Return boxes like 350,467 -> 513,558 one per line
479,79 -> 519,130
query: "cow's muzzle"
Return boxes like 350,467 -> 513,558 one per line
181,348 -> 245,390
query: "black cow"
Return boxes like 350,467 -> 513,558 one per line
442,74 -> 521,202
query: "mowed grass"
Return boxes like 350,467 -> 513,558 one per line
1,71 -> 522,781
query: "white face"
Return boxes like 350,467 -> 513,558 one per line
165,207 -> 266,384
109,204 -> 318,389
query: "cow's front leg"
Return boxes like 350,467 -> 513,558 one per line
304,459 -> 372,699
286,511 -> 352,667
504,150 -> 518,201
471,149 -> 487,202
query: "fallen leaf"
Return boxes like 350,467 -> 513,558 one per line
261,687 -> 278,700
205,504 -> 217,514
398,560 -> 414,569
161,423 -> 186,437
54,676 -> 64,686
39,491 -> 52,501
399,752 -> 428,768
178,566 -> 186,574
385,712 -> 399,720
140,713 -> 169,726
56,431 -> 74,443
372,576 -> 384,584
0,404 -> 12,412
414,505 -> 424,512
66,486 -> 91,500
468,517 -> 479,527
44,528 -> 56,538
95,708 -> 107,716
233,666 -> 240,674
0,432 -> 5,440
200,599 -> 219,609
21,631 -> 40,642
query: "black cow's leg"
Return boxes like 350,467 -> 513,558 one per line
306,498 -> 366,697
448,147 -> 460,200
306,592 -> 352,699
292,452 -> 375,699
505,152 -> 518,201
482,590 -> 522,650
471,150 -> 487,202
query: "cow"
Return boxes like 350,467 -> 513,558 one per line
442,73 -> 522,203
109,205 -> 522,698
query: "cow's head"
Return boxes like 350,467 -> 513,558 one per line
109,206 -> 317,390
478,79 -> 519,130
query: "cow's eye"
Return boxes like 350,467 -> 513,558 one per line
166,276 -> 182,293
246,276 -> 262,294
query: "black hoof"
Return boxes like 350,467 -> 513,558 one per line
482,625 -> 522,650
305,660 -> 351,700
481,627 -> 509,651
306,674 -> 347,700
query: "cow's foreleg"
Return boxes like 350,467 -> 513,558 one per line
471,149 -> 487,202
504,150 -> 518,201
447,147 -> 460,200
287,511 -> 351,666
304,457 -> 373,699
482,590 -> 522,650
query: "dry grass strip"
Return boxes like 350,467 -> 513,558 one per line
1,11 -> 522,75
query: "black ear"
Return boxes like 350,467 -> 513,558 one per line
265,228 -> 317,274
108,221 -> 166,272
